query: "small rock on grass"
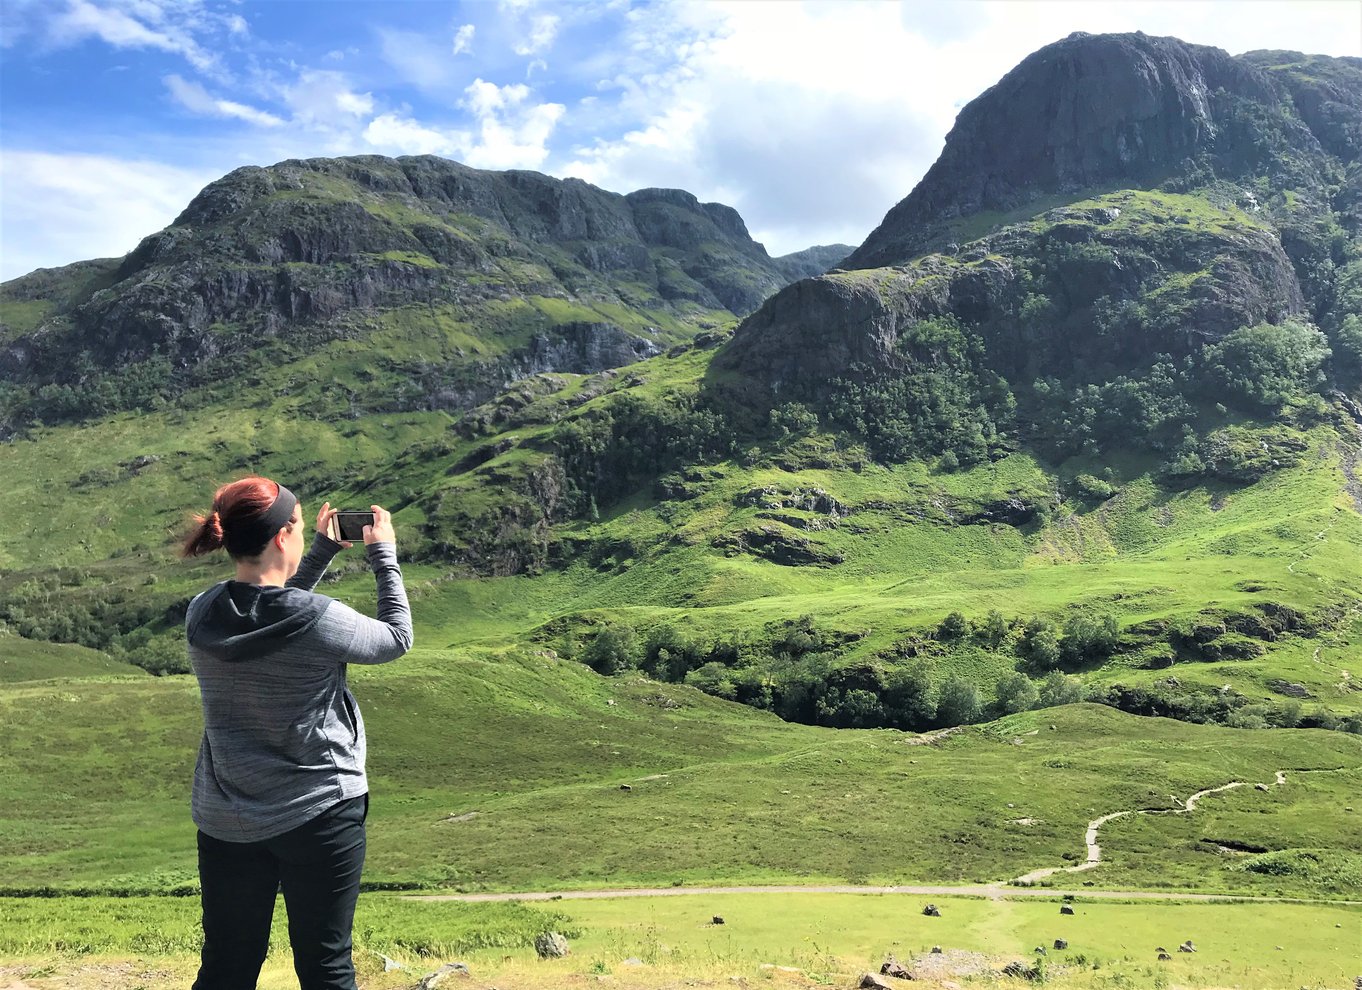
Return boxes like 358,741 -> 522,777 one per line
922,903 -> 941,917
880,955 -> 913,978
1060,904 -> 1074,915
418,962 -> 470,988
1158,952 -> 1172,961
535,932 -> 570,958
858,974 -> 895,988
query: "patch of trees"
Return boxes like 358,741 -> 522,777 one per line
1090,682 -> 1362,733
571,613 -> 1096,731
823,317 -> 1015,467
0,574 -> 189,675
571,611 -> 1362,736
549,391 -> 737,514
1203,320 -> 1331,410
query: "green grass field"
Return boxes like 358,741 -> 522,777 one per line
2,892 -> 1358,989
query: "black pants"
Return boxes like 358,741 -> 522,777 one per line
193,794 -> 368,990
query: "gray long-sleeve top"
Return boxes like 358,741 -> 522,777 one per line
186,535 -> 412,842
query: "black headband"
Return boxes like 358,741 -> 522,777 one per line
224,484 -> 298,557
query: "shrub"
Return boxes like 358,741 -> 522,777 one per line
995,672 -> 1040,714
1059,614 -> 1120,664
1017,617 -> 1061,670
883,661 -> 937,730
1038,671 -> 1084,707
582,625 -> 638,675
936,611 -> 970,641
976,609 -> 1009,649
936,675 -> 982,726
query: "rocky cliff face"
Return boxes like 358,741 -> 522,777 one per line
847,33 -> 1358,269
720,32 -> 1359,421
722,194 -> 1304,396
0,156 -> 799,406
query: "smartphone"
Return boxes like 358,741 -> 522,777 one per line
329,511 -> 375,543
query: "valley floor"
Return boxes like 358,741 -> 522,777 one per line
2,891 -> 1359,990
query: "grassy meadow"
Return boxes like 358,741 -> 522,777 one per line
2,891 -> 1359,989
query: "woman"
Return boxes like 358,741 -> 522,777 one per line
181,476 -> 413,990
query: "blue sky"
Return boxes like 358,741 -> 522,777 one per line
1,0 -> 1359,280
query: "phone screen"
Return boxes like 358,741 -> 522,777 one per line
333,512 -> 374,542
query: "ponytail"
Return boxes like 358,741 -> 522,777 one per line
182,509 -> 226,558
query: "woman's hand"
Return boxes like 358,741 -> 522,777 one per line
363,505 -> 395,545
317,501 -> 353,549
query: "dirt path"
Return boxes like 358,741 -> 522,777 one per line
409,882 -> 1360,905
414,767 -> 1362,908
1012,768 -> 1355,886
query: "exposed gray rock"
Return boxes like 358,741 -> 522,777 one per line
849,32 -> 1294,267
535,932 -> 570,958
880,955 -> 913,978
418,962 -> 470,987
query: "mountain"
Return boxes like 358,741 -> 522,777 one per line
1,32 -> 1360,743
846,33 -> 1361,268
772,243 -> 856,281
0,157 -> 808,428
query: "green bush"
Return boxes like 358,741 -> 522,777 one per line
1203,319 -> 1331,409
582,625 -> 638,675
995,672 -> 1040,715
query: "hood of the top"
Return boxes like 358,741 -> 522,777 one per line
186,582 -> 330,662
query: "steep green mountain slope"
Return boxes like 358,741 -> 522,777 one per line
0,31 -> 1360,902
0,157 -> 803,431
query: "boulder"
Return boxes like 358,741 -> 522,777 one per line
922,903 -> 941,917
535,932 -> 570,958
1001,959 -> 1040,979
1158,952 -> 1173,961
880,955 -> 914,979
1178,940 -> 1196,953
1053,939 -> 1068,950
1060,904 -> 1075,915
858,974 -> 895,989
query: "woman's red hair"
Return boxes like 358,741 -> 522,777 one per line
182,476 -> 283,558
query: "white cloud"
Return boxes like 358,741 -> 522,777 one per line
461,78 -> 564,170
45,0 -> 221,75
362,113 -> 465,157
0,150 -> 217,280
513,12 -> 560,56
453,23 -> 475,56
279,69 -> 374,126
164,73 -> 284,127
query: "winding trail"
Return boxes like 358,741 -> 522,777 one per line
411,766 -> 1362,907
1012,769 -> 1326,886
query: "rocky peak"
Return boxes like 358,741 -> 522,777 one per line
848,32 -> 1290,268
